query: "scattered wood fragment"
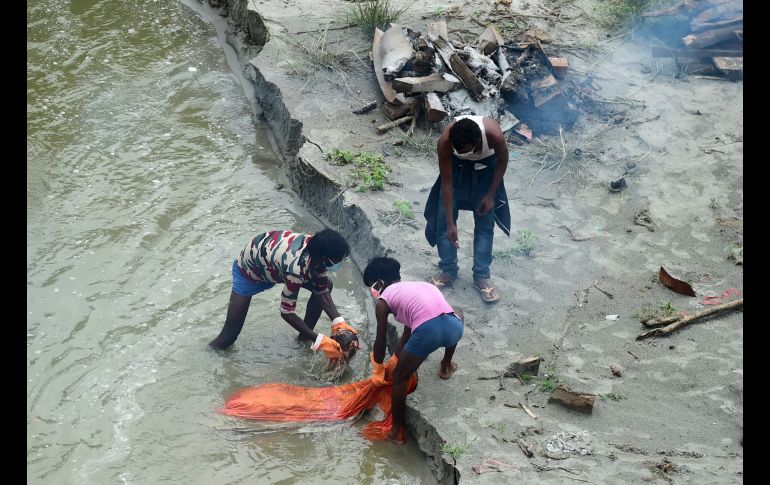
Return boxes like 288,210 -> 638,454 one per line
503,401 -> 538,419
634,209 -> 657,232
352,101 -> 377,114
505,356 -> 541,377
627,350 -> 640,361
593,281 -> 614,299
559,225 -> 593,242
659,267 -> 696,297
377,116 -> 413,133
549,384 -> 596,413
637,298 -> 743,340
518,439 -> 534,458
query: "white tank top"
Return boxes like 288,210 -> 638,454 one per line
452,115 -> 495,161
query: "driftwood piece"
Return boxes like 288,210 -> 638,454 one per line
424,92 -> 448,122
659,267 -> 696,297
372,28 -> 407,105
683,25 -> 743,49
380,24 -> 415,80
549,384 -> 596,413
392,72 -> 461,94
636,298 -> 743,340
431,36 -> 486,100
377,116 -> 413,133
504,356 -> 542,377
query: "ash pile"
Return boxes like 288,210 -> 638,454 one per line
371,20 -> 581,141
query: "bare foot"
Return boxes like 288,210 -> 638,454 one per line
439,362 -> 458,379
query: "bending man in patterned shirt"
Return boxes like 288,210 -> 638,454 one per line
209,229 -> 356,360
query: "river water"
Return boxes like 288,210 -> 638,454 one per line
27,1 -> 434,482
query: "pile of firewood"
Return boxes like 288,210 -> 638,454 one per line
370,20 -> 579,139
643,0 -> 742,80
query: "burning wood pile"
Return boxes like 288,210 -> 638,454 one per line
370,20 -> 579,140
642,0 -> 742,80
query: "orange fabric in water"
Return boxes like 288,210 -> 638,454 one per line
219,356 -> 417,440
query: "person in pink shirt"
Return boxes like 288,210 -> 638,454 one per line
363,257 -> 464,443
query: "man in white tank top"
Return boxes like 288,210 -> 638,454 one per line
428,115 -> 510,302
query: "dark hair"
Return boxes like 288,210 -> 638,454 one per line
363,257 -> 401,286
306,229 -> 349,261
449,118 -> 481,149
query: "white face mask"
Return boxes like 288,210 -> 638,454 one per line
454,144 -> 476,156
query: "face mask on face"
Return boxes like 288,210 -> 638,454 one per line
325,260 -> 343,272
370,280 -> 384,300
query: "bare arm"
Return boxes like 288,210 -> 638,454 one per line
372,299 -> 391,364
477,118 -> 509,215
437,122 -> 459,248
281,312 -> 319,341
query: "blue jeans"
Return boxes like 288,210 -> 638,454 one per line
404,313 -> 464,358
437,154 -> 496,280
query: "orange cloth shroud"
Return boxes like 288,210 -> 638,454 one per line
219,355 -> 417,441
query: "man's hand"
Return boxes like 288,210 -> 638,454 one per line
446,224 -> 460,248
477,194 -> 494,216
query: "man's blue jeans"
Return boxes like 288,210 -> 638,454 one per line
436,154 -> 496,280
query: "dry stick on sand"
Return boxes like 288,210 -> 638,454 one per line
637,299 -> 743,340
627,350 -> 640,360
592,281 -> 614,299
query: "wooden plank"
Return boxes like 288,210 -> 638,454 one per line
651,46 -> 742,58
431,36 -> 485,100
477,25 -> 505,55
682,25 -> 743,49
424,93 -> 448,123
548,57 -> 569,78
392,72 -> 462,94
713,56 -> 743,81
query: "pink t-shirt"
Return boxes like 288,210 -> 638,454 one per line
379,281 -> 454,331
